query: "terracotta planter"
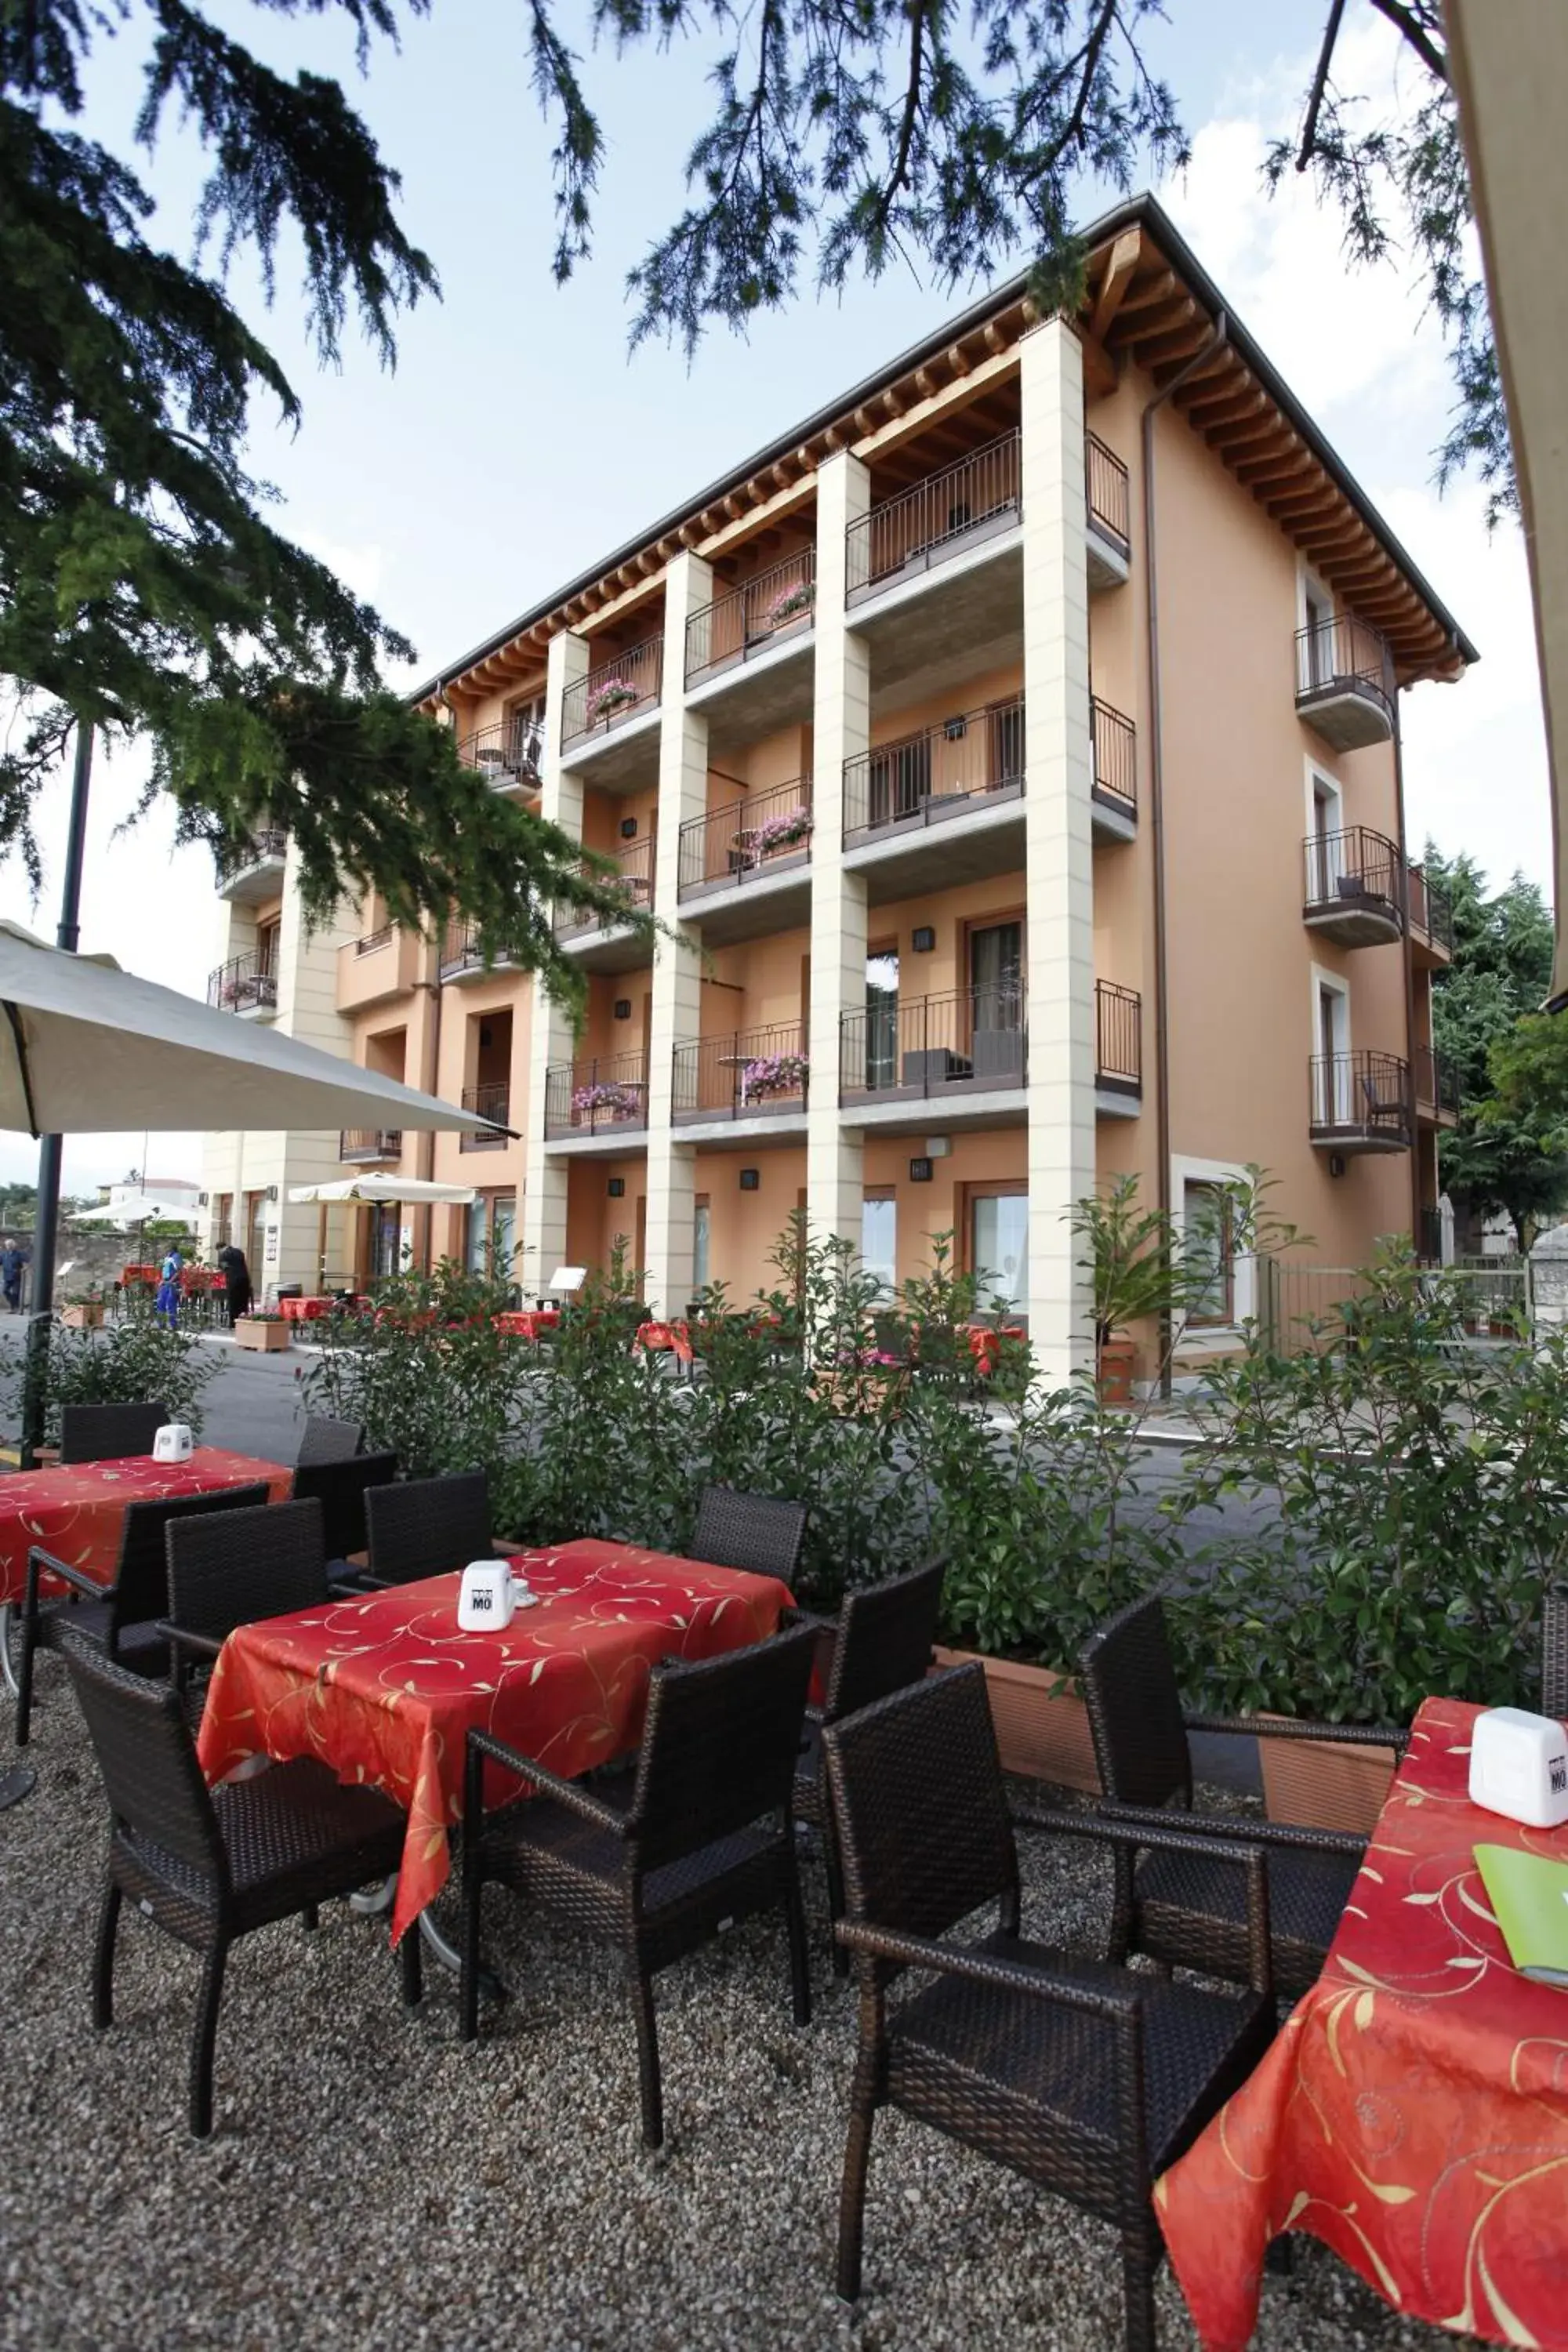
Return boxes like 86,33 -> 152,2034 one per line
1257,1713 -> 1399,1835
60,1302 -> 105,1330
234,1317 -> 290,1352
1097,1336 -> 1137,1406
933,1646 -> 1102,1793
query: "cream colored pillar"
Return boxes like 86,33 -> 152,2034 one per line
807,452 -> 871,1259
642,553 -> 712,1316
1021,321 -> 1097,1385
521,628 -> 589,1295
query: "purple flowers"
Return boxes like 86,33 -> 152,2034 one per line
749,805 -> 813,856
572,1080 -> 642,1120
761,579 -> 813,629
741,1052 -> 808,1102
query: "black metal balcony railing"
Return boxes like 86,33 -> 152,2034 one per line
1303,826 -> 1404,916
1308,1050 -> 1412,1145
217,826 -> 288,882
1085,432 -> 1131,554
678,776 -> 814,898
673,1023 -> 808,1123
340,1129 -> 402,1163
543,1051 -> 648,1138
1414,1045 -> 1461,1117
1294,614 -> 1395,720
554,833 -> 657,939
1407,863 -> 1455,956
840,983 -> 1025,1100
459,717 -> 543,789
207,949 -> 278,1014
356,924 -> 394,956
460,1082 -> 511,1150
1094,980 -> 1142,1091
685,549 -> 816,684
1091,697 -> 1136,813
561,637 -> 664,747
844,698 -> 1025,840
439,920 -> 520,982
846,430 -> 1022,602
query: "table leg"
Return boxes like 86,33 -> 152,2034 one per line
0,1604 -> 20,1701
348,1874 -> 397,1917
417,1904 -> 506,2006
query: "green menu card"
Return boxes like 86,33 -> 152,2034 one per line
1474,1843 -> 1568,1987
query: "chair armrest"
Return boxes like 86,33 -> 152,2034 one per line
464,1727 -> 632,1837
25,1545 -> 107,1607
1096,1799 -> 1367,1862
1183,1711 -> 1408,1755
327,1577 -> 372,1599
153,1619 -> 225,1665
833,1919 -> 1143,2021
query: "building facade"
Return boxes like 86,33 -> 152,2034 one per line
198,197 -> 1474,1374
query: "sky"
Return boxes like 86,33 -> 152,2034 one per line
0,0 -> 1549,1191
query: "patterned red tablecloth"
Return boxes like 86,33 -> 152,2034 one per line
1157,1696 -> 1568,2350
278,1295 -> 335,1323
0,1449 -> 292,1606
494,1309 -> 560,1340
196,1537 -> 793,1945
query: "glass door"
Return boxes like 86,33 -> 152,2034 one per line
971,1191 -> 1029,1319
866,949 -> 900,1090
969,920 -> 1023,1080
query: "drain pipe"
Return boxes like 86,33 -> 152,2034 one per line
1141,310 -> 1228,1393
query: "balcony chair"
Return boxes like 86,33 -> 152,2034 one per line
794,1559 -> 946,1972
459,1623 -> 818,2147
1543,1581 -> 1568,1719
159,1498 -> 364,1718
691,1485 -> 808,1584
57,1400 -> 168,1465
1359,1069 -> 1407,1135
361,1470 -> 495,1590
1078,1594 -> 1406,2002
822,1664 -> 1275,2352
289,1450 -> 398,1580
14,1483 -> 271,1747
294,1415 -> 365,1467
60,1635 -> 418,2137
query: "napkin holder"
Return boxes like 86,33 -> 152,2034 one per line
1468,1706 -> 1568,1830
457,1559 -> 515,1632
152,1423 -> 194,1465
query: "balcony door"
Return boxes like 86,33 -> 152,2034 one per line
988,700 -> 1025,789
968,919 -> 1024,1082
968,1182 -> 1029,1321
866,947 -> 899,1089
868,735 -> 931,828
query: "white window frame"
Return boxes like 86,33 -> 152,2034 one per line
1170,1154 -> 1258,1332
1311,964 -> 1352,1123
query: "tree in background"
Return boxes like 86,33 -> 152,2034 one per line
1426,849 -> 1566,1248
2,1 -> 1507,978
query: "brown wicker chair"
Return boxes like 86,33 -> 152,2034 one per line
60,1634 -> 419,2136
57,1401 -> 168,1465
294,1415 -> 365,1466
459,1621 -> 818,2147
822,1664 -> 1276,2352
14,1482 -> 271,1747
159,1498 -> 358,1709
794,1559 -> 946,1972
1079,1595 -> 1404,2002
362,1470 -> 493,1589
290,1449 -> 398,1577
1543,1581 -> 1568,1719
690,1485 -> 808,1581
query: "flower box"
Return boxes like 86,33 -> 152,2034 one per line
60,1301 -> 105,1330
741,1051 -> 808,1102
1256,1714 -> 1399,1835
761,579 -> 814,630
234,1315 -> 291,1352
572,1080 -> 643,1121
932,1646 -> 1101,1793
584,678 -> 641,728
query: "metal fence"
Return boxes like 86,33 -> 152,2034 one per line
1257,1254 -> 1534,1356
561,636 -> 663,746
844,696 -> 1025,840
1091,697 -> 1136,815
1085,430 -> 1131,553
1294,612 -> 1395,724
684,549 -> 815,682
458,717 -> 543,789
677,777 -> 813,897
554,833 -> 656,938
840,982 -> 1025,1099
543,1051 -> 648,1138
459,1083 -> 510,1150
846,431 -> 1022,601
1094,980 -> 1141,1090
672,1022 -> 808,1122
207,949 -> 277,1014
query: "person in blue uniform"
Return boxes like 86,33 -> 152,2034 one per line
154,1245 -> 183,1327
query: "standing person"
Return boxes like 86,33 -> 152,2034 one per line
154,1243 -> 183,1329
216,1240 -> 252,1327
0,1240 -> 23,1314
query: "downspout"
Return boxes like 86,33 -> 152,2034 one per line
1141,311 -> 1228,1394
1390,670 -> 1422,1251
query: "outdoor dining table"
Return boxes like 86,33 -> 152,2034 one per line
195,1537 -> 797,1948
494,1309 -> 560,1340
1156,1694 -> 1568,2351
0,1448 -> 293,1610
278,1294 -> 335,1323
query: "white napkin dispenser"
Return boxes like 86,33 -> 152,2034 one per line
457,1559 -> 515,1632
152,1423 -> 194,1465
1468,1706 -> 1568,1830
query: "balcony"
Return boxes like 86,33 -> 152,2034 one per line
552,834 -> 656,971
1407,862 -> 1454,967
458,717 -> 542,797
842,699 -> 1025,898
439,921 -> 520,985
1301,827 -> 1405,948
560,637 -> 663,786
340,1129 -> 402,1164
459,1082 -> 511,1150
676,779 -> 814,944
1414,1045 -> 1461,1126
216,828 -> 288,905
1094,981 -> 1142,1116
1308,1051 -> 1412,1154
1085,433 -> 1131,589
336,924 -> 423,1013
543,1051 -> 648,1148
1091,696 -> 1137,839
686,550 -> 815,686
207,949 -> 278,1019
1294,615 -> 1395,750
847,431 -> 1022,610
673,1024 -> 808,1135
840,984 -> 1026,1131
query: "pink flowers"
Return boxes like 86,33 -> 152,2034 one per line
585,677 -> 641,726
749,806 -> 813,857
741,1052 -> 808,1101
761,578 -> 813,629
572,1080 -> 642,1120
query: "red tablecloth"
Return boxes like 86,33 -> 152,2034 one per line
1157,1696 -> 1568,2350
0,1449 -> 292,1606
278,1295 -> 334,1323
196,1537 -> 793,1945
636,1319 -> 694,1363
495,1309 -> 560,1340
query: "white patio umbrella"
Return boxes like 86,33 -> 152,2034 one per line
288,1174 -> 479,1206
73,1192 -> 201,1225
0,921 -> 511,1138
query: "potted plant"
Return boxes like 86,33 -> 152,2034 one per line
234,1310 -> 291,1352
584,676 -> 640,728
761,578 -> 813,630
572,1079 -> 643,1123
740,1051 -> 808,1104
60,1287 -> 106,1330
749,805 -> 814,860
1071,1175 -> 1185,1404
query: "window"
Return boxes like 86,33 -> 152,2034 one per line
866,949 -> 900,1088
692,1196 -> 711,1294
862,1192 -> 896,1294
971,1189 -> 1029,1317
1316,979 -> 1349,1122
1183,1181 -> 1234,1327
255,919 -> 280,976
491,1194 -> 517,1287
1304,579 -> 1334,684
465,1201 -> 488,1276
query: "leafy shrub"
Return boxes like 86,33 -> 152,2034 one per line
18,1294 -> 216,1444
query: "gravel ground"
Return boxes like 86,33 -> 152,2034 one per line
0,1657 -> 1478,2352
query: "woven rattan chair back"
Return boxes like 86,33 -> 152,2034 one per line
109,1483 -> 272,1648
290,1450 -> 398,1563
58,1401 -> 168,1465
294,1416 -> 365,1467
1078,1595 -> 1194,1811
630,1624 -> 817,1871
60,1632 -> 227,1887
822,1559 -> 946,1724
1544,1582 -> 1568,1719
165,1499 -> 328,1642
365,1470 -> 491,1586
691,1486 -> 808,1582
823,1661 -> 1018,1951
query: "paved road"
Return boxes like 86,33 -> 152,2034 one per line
0,1319 -> 318,1465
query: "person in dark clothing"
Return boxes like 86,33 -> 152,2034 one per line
216,1242 -> 252,1326
0,1240 -> 23,1314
